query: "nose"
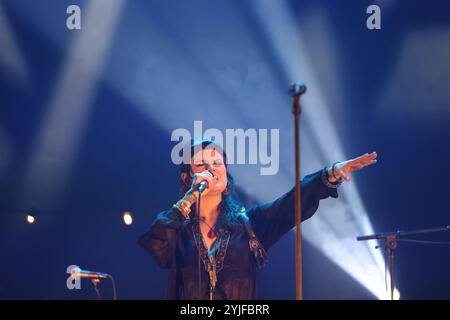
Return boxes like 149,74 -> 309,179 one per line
205,164 -> 217,175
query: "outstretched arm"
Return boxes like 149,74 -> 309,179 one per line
247,152 -> 378,251
247,169 -> 337,251
327,152 -> 378,183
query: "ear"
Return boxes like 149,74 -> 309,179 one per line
181,172 -> 191,187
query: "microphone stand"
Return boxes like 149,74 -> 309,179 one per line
91,279 -> 102,300
288,82 -> 307,300
75,269 -> 117,300
195,182 -> 208,300
196,190 -> 202,300
357,225 -> 450,300
193,177 -> 218,300
89,276 -> 117,300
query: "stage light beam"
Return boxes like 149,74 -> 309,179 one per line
19,0 -> 125,209
252,0 -> 389,299
0,3 -> 29,86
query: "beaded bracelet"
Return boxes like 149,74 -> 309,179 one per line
331,161 -> 342,181
321,167 -> 343,189
173,199 -> 191,218
173,190 -> 199,219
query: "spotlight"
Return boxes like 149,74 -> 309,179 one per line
122,211 -> 133,226
26,214 -> 36,224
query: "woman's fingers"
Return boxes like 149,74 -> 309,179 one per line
338,151 -> 378,178
361,152 -> 377,166
349,152 -> 378,171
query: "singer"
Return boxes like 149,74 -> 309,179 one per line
138,138 -> 377,299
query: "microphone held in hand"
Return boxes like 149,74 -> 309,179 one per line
194,180 -> 209,193
192,170 -> 215,194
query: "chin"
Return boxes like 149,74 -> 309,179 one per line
210,185 -> 226,195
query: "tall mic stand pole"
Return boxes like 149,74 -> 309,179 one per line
288,82 -> 307,300
91,279 -> 102,300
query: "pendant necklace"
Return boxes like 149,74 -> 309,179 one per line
200,216 -> 218,238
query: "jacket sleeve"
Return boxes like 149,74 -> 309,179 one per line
138,208 -> 185,269
247,169 -> 338,251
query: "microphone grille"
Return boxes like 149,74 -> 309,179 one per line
288,82 -> 307,97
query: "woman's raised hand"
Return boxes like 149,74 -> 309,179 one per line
328,152 -> 378,183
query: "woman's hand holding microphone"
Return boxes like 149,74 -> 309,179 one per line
173,170 -> 215,219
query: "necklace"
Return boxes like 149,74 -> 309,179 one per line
200,216 -> 218,239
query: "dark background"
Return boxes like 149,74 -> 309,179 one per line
1,0 -> 449,299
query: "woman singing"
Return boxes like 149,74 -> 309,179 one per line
138,138 -> 377,299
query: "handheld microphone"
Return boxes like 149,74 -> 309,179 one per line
196,180 -> 209,193
193,170 -> 215,193
72,269 -> 111,279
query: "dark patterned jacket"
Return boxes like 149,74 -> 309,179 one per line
138,169 -> 338,299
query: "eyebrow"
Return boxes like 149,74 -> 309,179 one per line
194,159 -> 223,165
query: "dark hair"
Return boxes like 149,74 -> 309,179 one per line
179,138 -> 248,229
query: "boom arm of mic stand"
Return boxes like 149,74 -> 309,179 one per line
357,225 -> 450,241
357,225 -> 450,300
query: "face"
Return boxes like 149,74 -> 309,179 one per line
186,146 -> 228,195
